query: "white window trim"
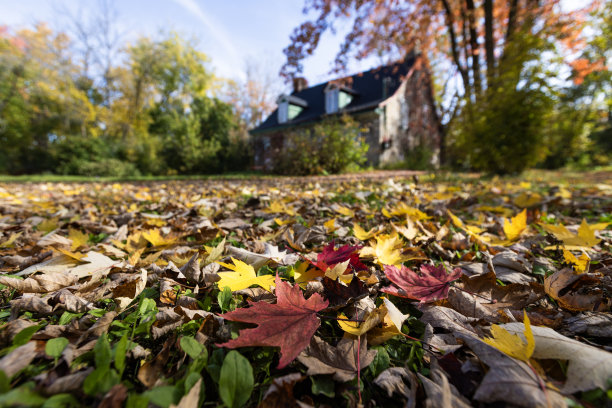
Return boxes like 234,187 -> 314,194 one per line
278,100 -> 288,123
325,88 -> 339,113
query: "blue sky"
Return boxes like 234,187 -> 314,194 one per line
0,0 -> 379,88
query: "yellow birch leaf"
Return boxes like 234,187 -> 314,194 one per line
503,209 -> 527,241
217,257 -> 275,292
562,249 -> 590,274
483,311 -> 534,363
68,228 -> 89,251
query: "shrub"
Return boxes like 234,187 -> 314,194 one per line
450,87 -> 553,174
274,115 -> 368,175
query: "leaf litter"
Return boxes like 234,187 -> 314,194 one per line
0,172 -> 611,407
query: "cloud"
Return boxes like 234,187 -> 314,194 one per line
170,0 -> 242,77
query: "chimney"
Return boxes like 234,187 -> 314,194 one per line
292,77 -> 308,93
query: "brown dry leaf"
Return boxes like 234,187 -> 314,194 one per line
0,341 -> 38,377
457,333 -> 566,408
138,336 -> 175,388
544,268 -> 611,312
180,253 -> 201,284
259,373 -> 304,408
297,335 -> 377,382
113,268 -> 147,311
0,271 -> 78,293
564,312 -> 612,337
418,305 -> 480,336
374,367 -> 418,407
43,368 -> 93,395
447,272 -> 544,320
99,384 -> 128,408
9,295 -> 53,316
37,232 -> 71,249
503,321 -> 612,393
417,360 -> 472,408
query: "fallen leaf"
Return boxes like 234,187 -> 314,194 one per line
382,264 -> 462,303
217,257 -> 275,292
503,209 -> 527,241
218,274 -> 328,369
483,310 -> 534,362
503,321 -> 612,393
297,335 -> 377,382
562,249 -> 589,273
457,333 -> 566,407
544,268 -> 610,312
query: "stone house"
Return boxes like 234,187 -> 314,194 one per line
250,54 -> 443,170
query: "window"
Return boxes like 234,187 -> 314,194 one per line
338,91 -> 353,109
278,100 -> 288,123
325,88 -> 339,113
288,104 -> 303,120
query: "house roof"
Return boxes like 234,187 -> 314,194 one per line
251,55 -> 416,134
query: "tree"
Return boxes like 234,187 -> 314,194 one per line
0,24 -> 97,174
281,0 -> 593,173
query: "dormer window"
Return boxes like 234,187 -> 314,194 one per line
277,94 -> 308,124
325,84 -> 355,114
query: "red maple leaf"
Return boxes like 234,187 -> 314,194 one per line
313,241 -> 367,272
217,274 -> 329,369
381,264 -> 463,303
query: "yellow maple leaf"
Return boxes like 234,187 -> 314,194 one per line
265,200 -> 295,216
539,223 -> 574,240
503,209 -> 527,241
293,261 -> 323,289
338,307 -> 386,336
562,219 -> 600,248
68,228 -> 89,251
513,192 -> 542,208
383,203 -> 430,220
217,257 -> 275,292
142,229 -> 178,247
353,223 -> 378,241
38,218 -> 59,234
324,259 -> 353,284
483,311 -> 534,362
324,218 -> 337,232
562,249 -> 590,273
361,233 -> 408,266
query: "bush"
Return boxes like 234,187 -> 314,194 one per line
52,136 -> 140,177
450,87 -> 553,174
274,115 -> 368,175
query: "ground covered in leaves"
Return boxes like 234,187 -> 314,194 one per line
0,171 -> 611,408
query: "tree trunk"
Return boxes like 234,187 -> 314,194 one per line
484,0 -> 495,83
